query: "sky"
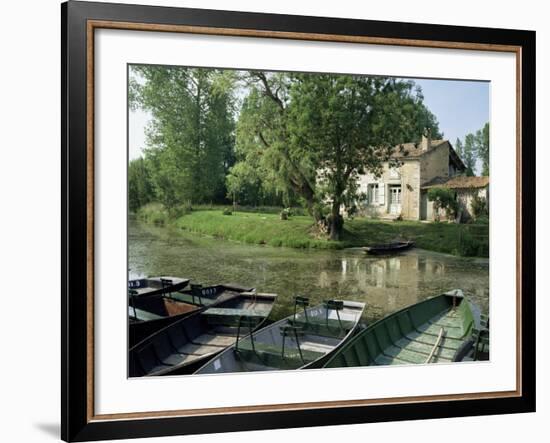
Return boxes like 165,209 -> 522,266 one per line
129,76 -> 490,173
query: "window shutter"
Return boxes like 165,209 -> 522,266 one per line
378,183 -> 385,205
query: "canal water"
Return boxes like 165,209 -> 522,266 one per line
129,218 -> 489,324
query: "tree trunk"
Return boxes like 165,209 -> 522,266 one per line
329,199 -> 343,241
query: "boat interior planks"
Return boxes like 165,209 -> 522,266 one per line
195,298 -> 366,375
128,283 -> 254,347
322,289 -> 483,369
129,291 -> 277,377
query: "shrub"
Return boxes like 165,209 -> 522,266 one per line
471,194 -> 489,219
427,187 -> 459,221
475,215 -> 489,225
222,208 -> 232,216
280,208 -> 291,220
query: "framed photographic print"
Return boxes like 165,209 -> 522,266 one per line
61,1 -> 535,441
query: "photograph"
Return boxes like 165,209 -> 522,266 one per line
127,64 -> 491,378
57,1 -> 536,440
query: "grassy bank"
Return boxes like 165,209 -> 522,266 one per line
137,203 -> 488,257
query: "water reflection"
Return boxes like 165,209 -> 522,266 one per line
129,218 -> 489,324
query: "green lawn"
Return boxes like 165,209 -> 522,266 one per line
137,204 -> 488,257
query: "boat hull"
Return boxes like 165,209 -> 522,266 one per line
128,276 -> 190,297
364,241 -> 414,255
195,300 -> 366,375
129,291 -> 277,377
321,290 -> 481,369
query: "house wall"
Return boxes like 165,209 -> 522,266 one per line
457,186 -> 489,220
420,143 -> 451,185
356,163 -> 402,218
400,161 -> 421,219
422,186 -> 489,222
354,142 -> 456,221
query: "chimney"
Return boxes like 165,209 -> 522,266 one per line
421,128 -> 432,151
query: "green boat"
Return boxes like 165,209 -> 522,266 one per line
319,289 -> 484,369
195,297 -> 365,375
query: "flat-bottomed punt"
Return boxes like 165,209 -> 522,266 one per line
196,297 -> 365,374
129,290 -> 277,377
319,289 -> 481,369
128,276 -> 190,297
363,241 -> 414,255
129,283 -> 253,346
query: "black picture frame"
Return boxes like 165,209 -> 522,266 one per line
62,1 -> 536,441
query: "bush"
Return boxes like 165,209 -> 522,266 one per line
427,187 -> 459,221
471,194 -> 489,220
457,226 -> 489,257
222,208 -> 232,216
475,215 -> 489,225
137,203 -> 169,225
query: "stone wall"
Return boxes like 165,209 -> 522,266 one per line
356,163 -> 402,218
400,161 -> 420,219
420,142 -> 450,185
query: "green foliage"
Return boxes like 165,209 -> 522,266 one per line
427,187 -> 459,221
454,138 -> 464,161
222,208 -> 233,215
456,225 -> 489,257
231,72 -> 442,240
455,122 -> 489,176
474,215 -> 489,225
462,133 -> 477,176
475,122 -> 490,176
175,210 -> 343,249
229,72 -> 315,212
128,158 -> 155,212
471,194 -> 489,219
280,208 -> 292,220
137,203 -> 169,225
130,65 -> 236,209
136,206 -> 488,257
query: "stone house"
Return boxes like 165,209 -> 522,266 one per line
421,175 -> 490,221
356,134 -> 470,221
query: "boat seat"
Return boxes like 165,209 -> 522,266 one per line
128,307 -> 164,321
170,292 -> 219,306
289,318 -> 354,338
203,308 -> 266,326
235,341 -> 325,370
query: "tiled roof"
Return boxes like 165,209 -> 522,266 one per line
422,175 -> 490,189
391,139 -> 448,158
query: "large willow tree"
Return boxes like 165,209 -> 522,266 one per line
231,72 -> 441,240
129,65 -> 235,208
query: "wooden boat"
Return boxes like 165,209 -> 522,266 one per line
195,297 -> 365,375
128,276 -> 190,297
128,283 -> 252,347
319,289 -> 481,369
129,290 -> 277,377
363,240 -> 414,255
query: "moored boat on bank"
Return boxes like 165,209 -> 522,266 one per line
363,240 -> 415,255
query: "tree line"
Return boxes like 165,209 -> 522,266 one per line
129,65 -> 442,240
454,123 -> 489,176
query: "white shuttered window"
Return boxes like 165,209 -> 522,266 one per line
378,183 -> 385,205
